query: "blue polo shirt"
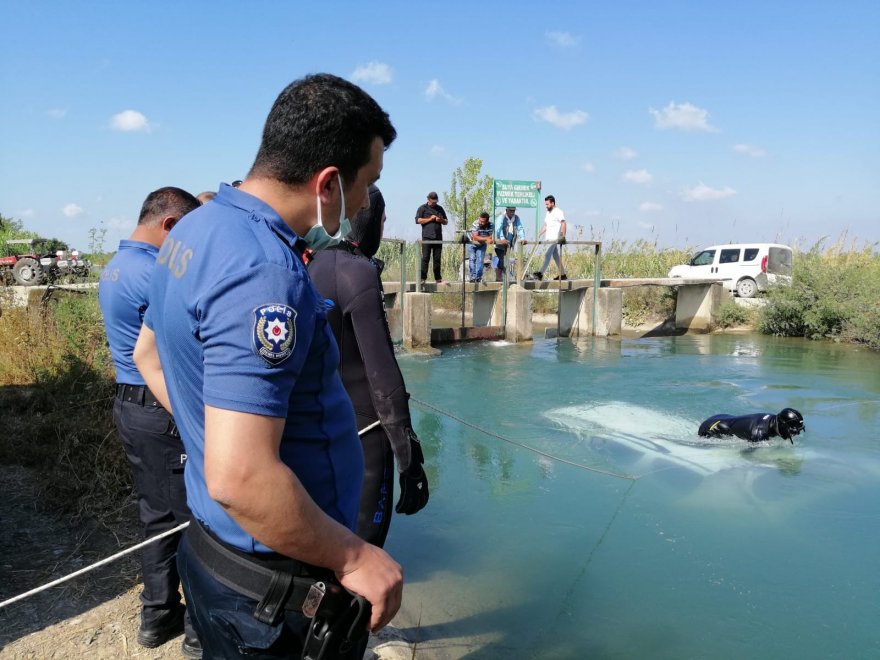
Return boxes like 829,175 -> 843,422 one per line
144,184 -> 363,553
98,240 -> 158,386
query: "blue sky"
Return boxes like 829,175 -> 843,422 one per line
2,1 -> 878,252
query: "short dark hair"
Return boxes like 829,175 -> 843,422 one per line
250,73 -> 396,185
138,187 -> 200,226
545,195 -> 555,204
427,191 -> 439,200
479,212 -> 490,219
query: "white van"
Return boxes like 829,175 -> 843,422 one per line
668,243 -> 793,297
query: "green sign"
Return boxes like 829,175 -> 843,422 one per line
493,179 -> 541,208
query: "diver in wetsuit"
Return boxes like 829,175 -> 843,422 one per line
308,185 -> 429,547
699,408 -> 805,444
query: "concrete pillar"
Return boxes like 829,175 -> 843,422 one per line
675,283 -> 724,332
403,292 -> 433,350
473,289 -> 499,327
594,288 -> 622,337
556,287 -> 621,337
504,285 -> 532,342
557,288 -> 586,337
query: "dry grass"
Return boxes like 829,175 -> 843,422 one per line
0,290 -> 129,518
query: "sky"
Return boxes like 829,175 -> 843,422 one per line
2,1 -> 878,253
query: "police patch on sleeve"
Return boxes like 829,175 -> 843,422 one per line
253,304 -> 297,366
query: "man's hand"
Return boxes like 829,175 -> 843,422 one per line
337,543 -> 403,632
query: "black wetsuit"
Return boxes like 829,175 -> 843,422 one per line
698,413 -> 779,442
308,243 -> 413,547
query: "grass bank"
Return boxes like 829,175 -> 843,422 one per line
0,289 -> 128,517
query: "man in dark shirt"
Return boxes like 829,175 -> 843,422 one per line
415,191 -> 448,283
698,408 -> 805,443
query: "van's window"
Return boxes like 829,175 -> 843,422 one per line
719,249 -> 740,264
768,247 -> 793,276
743,248 -> 759,261
691,250 -> 715,266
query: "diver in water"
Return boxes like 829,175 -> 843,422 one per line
699,408 -> 805,444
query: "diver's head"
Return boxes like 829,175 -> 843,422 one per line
347,184 -> 385,258
777,408 -> 805,442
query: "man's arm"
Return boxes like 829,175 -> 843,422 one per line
133,325 -> 173,412
204,406 -> 403,631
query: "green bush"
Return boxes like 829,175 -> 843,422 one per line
716,300 -> 753,328
759,239 -> 880,348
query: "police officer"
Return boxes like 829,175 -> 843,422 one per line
699,408 -> 806,443
98,187 -> 202,657
134,74 -> 402,659
308,185 -> 430,548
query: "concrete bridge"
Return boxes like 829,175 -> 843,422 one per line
1,277 -> 727,351
380,278 -> 727,351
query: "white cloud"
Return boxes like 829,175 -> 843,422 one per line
532,105 -> 588,130
582,162 -> 596,173
733,143 -> 767,158
639,202 -> 664,212
110,109 -> 152,132
615,146 -> 638,160
61,203 -> 84,218
623,169 -> 653,184
680,182 -> 737,202
47,108 -> 67,119
546,31 -> 580,47
351,61 -> 393,85
17,208 -> 35,218
649,101 -> 717,132
106,216 -> 135,231
430,145 -> 446,157
424,79 -> 462,105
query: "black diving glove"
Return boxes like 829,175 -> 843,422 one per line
557,235 -> 567,245
395,429 -> 429,515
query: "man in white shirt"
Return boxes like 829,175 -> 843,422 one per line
531,194 -> 567,281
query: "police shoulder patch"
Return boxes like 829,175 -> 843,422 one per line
253,303 -> 297,366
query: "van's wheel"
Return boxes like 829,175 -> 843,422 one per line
736,277 -> 757,298
12,258 -> 45,286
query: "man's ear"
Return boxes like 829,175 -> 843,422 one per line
161,216 -> 178,233
312,167 -> 340,202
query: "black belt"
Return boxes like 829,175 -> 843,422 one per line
187,518 -> 335,623
116,383 -> 162,407
187,520 -> 372,657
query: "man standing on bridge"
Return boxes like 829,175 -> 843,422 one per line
530,194 -> 567,281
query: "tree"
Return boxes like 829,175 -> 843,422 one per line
444,157 -> 493,231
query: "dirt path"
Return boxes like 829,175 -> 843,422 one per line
0,465 -> 413,659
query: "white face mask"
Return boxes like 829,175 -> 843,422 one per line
303,173 -> 352,250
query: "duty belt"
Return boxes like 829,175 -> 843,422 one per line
187,518 -> 329,623
116,383 -> 162,408
186,519 -> 371,658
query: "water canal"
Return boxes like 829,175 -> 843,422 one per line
384,333 -> 880,659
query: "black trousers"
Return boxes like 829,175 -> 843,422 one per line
420,242 -> 443,281
113,393 -> 192,629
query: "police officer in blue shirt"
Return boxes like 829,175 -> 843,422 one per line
98,187 -> 202,657
134,74 -> 402,659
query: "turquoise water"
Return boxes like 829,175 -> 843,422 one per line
384,334 -> 880,659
